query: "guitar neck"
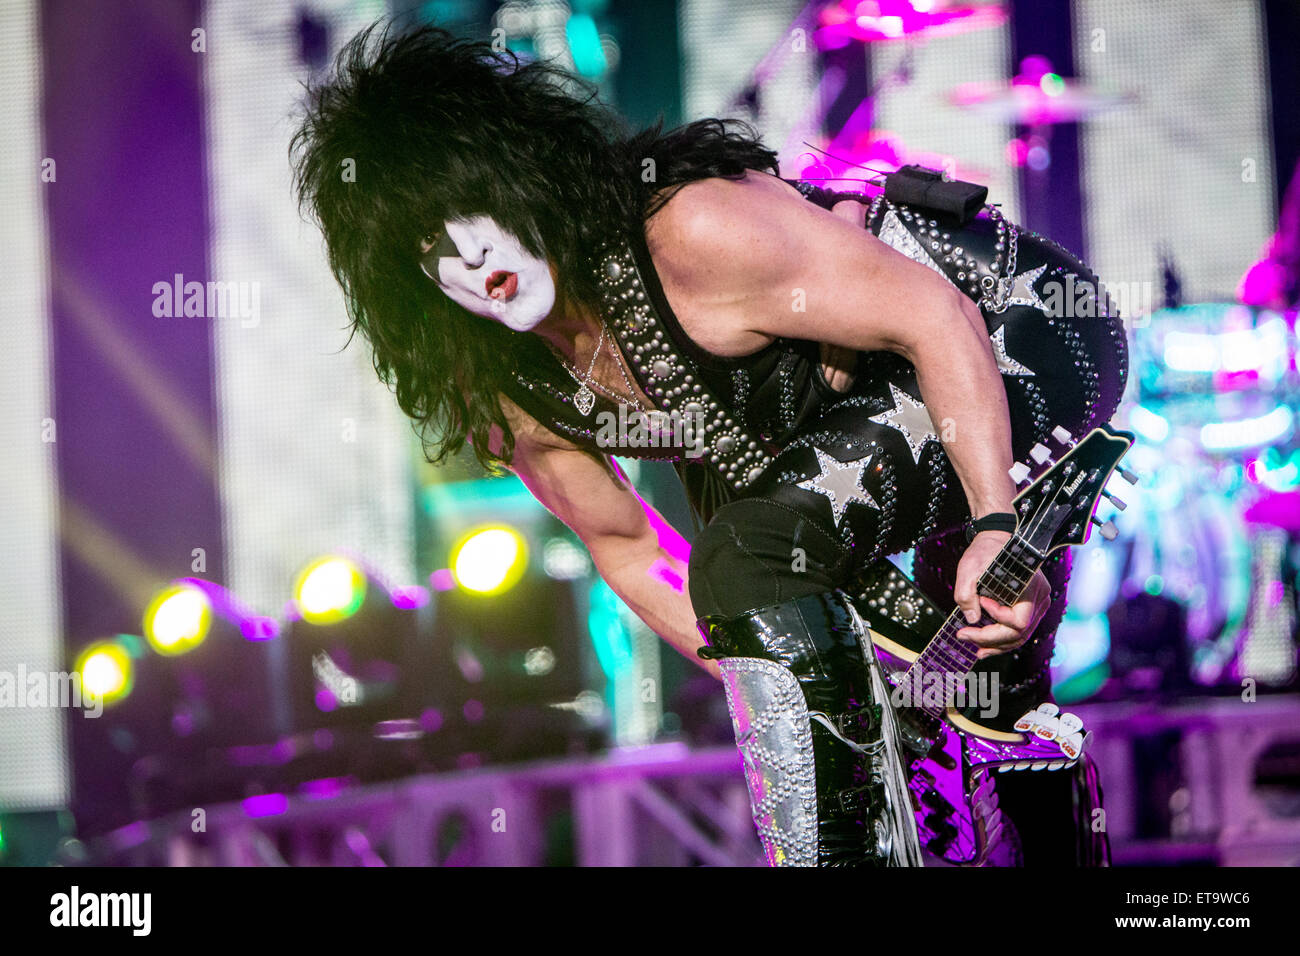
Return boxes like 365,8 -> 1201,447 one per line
898,533 -> 1047,719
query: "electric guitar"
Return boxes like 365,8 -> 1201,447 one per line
852,424 -> 1136,866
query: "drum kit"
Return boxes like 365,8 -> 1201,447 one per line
736,1 -> 1300,692
728,2 -> 1136,190
1118,301 -> 1299,688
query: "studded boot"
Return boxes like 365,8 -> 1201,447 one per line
698,589 -> 922,866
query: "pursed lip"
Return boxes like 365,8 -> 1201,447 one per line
486,270 -> 518,300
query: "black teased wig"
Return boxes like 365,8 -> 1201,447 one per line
290,20 -> 778,471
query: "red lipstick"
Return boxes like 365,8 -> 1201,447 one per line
486,271 -> 518,300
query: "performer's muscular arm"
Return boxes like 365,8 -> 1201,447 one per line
647,171 -> 1048,654
483,395 -> 722,681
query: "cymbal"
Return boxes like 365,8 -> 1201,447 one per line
815,0 -> 1006,46
949,76 -> 1135,124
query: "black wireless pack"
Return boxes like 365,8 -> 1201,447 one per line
883,164 -> 988,226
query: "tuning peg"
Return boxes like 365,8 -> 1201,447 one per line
1029,443 -> 1053,464
1091,516 -> 1118,540
1116,465 -> 1140,485
1101,489 -> 1128,511
1051,425 -> 1073,445
1008,461 -> 1032,484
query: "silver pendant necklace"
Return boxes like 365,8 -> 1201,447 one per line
572,326 -> 604,415
552,324 -> 644,416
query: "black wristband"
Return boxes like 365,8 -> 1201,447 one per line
964,512 -> 1018,544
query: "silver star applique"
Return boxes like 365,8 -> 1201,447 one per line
796,446 -> 880,527
1000,263 -> 1049,314
877,210 -> 959,291
989,325 -> 1034,376
869,382 -> 940,464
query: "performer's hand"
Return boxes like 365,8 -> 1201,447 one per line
954,531 -> 1052,658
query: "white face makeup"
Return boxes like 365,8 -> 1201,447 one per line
421,215 -> 556,332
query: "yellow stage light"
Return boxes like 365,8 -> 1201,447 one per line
75,641 -> 133,705
451,527 -> 528,595
294,556 -> 367,624
143,583 -> 211,655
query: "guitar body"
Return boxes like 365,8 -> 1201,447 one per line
849,426 -> 1135,866
870,633 -> 1086,866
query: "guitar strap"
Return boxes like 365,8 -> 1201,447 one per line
848,558 -> 948,657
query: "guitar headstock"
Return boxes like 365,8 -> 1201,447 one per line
1008,424 -> 1136,555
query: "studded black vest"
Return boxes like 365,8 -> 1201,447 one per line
500,178 -> 1128,533
501,183 -> 861,529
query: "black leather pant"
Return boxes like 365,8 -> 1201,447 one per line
691,495 -> 1083,866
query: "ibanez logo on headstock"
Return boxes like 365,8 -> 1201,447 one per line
1011,424 -> 1136,554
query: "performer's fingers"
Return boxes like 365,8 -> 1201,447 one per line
979,595 -> 1032,631
953,574 -> 980,625
956,622 -> 1021,648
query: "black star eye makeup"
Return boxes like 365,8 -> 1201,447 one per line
418,228 -> 459,280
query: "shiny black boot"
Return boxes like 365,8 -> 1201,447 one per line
698,589 -> 921,866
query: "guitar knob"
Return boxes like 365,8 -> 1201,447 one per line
1008,461 -> 1032,485
925,743 -> 957,771
1090,516 -> 1119,540
1029,443 -> 1052,464
1116,465 -> 1140,485
1051,425 -> 1073,445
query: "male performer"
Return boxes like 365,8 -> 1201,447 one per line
292,23 -> 1126,866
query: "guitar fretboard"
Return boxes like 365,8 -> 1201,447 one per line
896,536 -> 1044,720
